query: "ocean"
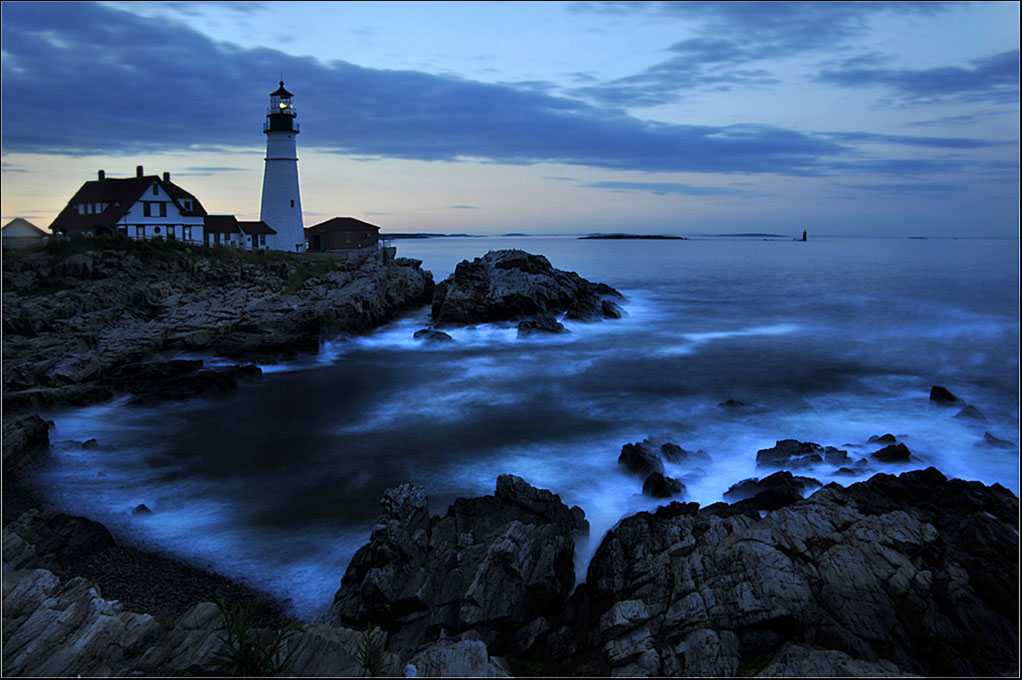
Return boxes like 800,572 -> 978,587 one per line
29,235 -> 1020,619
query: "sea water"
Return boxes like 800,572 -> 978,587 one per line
28,235 -> 1020,618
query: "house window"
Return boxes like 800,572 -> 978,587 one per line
182,199 -> 192,210
290,200 -> 294,208
143,202 -> 152,217
153,185 -> 159,196
159,203 -> 167,217
154,226 -> 161,235
167,225 -> 176,240
135,225 -> 145,239
260,235 -> 266,246
183,226 -> 192,241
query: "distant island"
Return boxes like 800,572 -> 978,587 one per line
579,234 -> 688,240
502,232 -> 528,237
712,233 -> 789,238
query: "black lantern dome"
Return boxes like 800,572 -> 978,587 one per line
265,80 -> 299,134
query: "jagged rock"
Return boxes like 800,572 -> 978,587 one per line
405,639 -> 509,677
868,433 -> 897,444
723,471 -> 821,510
618,441 -> 665,478
132,504 -> 153,516
414,328 -> 454,344
2,414 -> 50,473
659,442 -> 707,463
328,475 -> 588,657
929,385 -> 959,404
3,509 -> 114,572
571,468 -> 1018,677
3,246 -> 435,412
1,567 -> 161,677
431,249 -> 622,326
955,405 -> 987,422
642,472 -> 684,498
718,398 -> 747,408
982,432 -> 1016,450
755,439 -> 824,468
517,316 -> 568,336
871,442 -> 912,462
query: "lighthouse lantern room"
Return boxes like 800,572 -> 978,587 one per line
260,80 -> 305,252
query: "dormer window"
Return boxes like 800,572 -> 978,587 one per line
182,199 -> 192,210
153,184 -> 159,196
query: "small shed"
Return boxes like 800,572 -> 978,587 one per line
1,218 -> 49,249
305,217 -> 380,252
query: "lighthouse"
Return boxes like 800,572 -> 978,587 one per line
260,81 -> 305,252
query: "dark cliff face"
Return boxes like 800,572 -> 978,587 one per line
430,249 -> 622,326
326,468 -> 1018,677
1,244 -> 435,411
570,467 -> 1018,677
328,474 -> 588,658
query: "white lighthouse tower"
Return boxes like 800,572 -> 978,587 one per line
260,81 -> 305,252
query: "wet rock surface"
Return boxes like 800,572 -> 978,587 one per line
431,249 -> 622,326
564,467 -> 1018,677
327,474 -> 589,658
2,245 -> 435,412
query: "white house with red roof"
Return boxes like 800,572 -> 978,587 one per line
49,166 -> 208,244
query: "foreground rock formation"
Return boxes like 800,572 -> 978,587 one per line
570,467 -> 1018,677
3,465 -> 1018,676
328,475 -> 589,658
431,249 -> 622,326
2,241 -> 434,412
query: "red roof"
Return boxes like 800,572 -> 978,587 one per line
49,174 -> 206,235
203,215 -> 241,233
238,220 -> 276,235
305,217 -> 381,234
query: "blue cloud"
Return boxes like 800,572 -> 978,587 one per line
815,50 -> 1020,105
581,181 -> 763,197
831,182 -> 961,195
0,1 -> 1012,185
820,131 -> 1012,149
571,2 -> 954,106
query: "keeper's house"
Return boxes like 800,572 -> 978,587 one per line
49,166 -> 207,243
203,215 -> 276,250
305,217 -> 380,252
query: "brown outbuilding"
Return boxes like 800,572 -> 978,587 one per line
305,217 -> 380,252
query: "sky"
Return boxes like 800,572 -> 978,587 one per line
1,1 -> 1019,237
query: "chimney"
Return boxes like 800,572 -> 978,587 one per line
163,171 -> 170,183
136,165 -> 144,178
98,169 -> 105,181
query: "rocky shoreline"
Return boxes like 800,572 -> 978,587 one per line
3,242 -> 1018,676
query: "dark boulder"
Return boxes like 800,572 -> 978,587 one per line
328,475 -> 588,657
517,316 -> 568,336
431,249 -> 622,326
642,473 -> 684,499
755,439 -> 824,468
718,398 -> 747,408
132,504 -> 153,516
723,471 -> 821,510
871,442 -> 912,463
658,442 -> 707,463
413,328 -> 454,344
867,433 -> 897,444
955,405 -> 987,422
2,414 -> 50,473
618,441 -> 665,478
570,468 -> 1019,677
982,432 -> 1016,450
929,385 -> 959,404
